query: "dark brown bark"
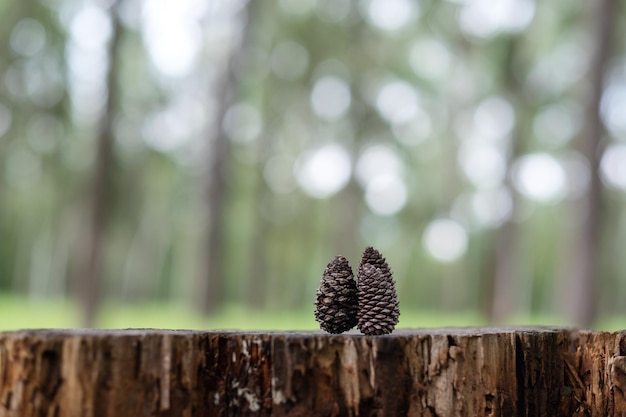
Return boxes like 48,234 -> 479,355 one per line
561,0 -> 615,326
3,328 -> 626,416
74,2 -> 123,327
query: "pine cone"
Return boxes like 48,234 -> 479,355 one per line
314,255 -> 358,334
357,247 -> 400,335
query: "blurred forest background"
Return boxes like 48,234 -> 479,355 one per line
1,0 -> 625,330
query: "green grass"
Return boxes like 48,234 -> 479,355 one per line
0,294 -> 487,331
1,294 -> 625,332
0,295 -> 79,330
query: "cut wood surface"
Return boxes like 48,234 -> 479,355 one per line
1,328 -> 626,416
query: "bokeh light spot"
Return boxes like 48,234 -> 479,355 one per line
423,219 -> 468,263
142,0 -> 204,77
474,96 -> 515,142
458,143 -> 506,189
410,38 -> 451,82
512,153 -> 567,203
71,5 -> 111,50
310,76 -> 351,121
376,80 -> 419,124
295,144 -> 351,198
601,84 -> 626,138
365,175 -> 407,216
533,102 -> 581,147
11,18 -> 46,57
264,155 -> 297,194
356,145 -> 404,187
601,144 -> 626,191
459,0 -> 535,38
471,187 -> 512,228
362,0 -> 417,32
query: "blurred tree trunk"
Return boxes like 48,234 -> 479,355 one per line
245,204 -> 269,309
199,2 -> 254,314
245,156 -> 272,309
200,76 -> 231,314
489,38 -> 528,323
245,147 -> 271,309
490,216 -> 522,321
243,3 -> 272,310
559,0 -> 615,326
74,2 -> 123,327
200,72 -> 232,314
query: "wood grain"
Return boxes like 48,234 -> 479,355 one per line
1,328 -> 625,416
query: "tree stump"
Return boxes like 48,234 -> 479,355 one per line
1,328 -> 625,416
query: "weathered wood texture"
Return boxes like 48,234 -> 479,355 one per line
1,328 -> 626,416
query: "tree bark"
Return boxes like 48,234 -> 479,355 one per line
2,328 -> 626,416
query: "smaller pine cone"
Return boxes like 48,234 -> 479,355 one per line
357,247 -> 400,336
314,255 -> 358,334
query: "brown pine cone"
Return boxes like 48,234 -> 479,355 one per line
314,255 -> 358,334
357,247 -> 400,335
